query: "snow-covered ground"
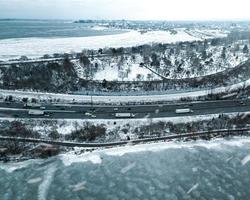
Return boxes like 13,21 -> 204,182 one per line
0,109 -> 249,169
0,88 -> 207,103
89,54 -> 160,81
93,63 -> 158,81
150,41 -> 249,79
0,29 -> 227,61
2,135 -> 250,172
185,29 -> 228,40
0,112 -> 247,141
71,54 -> 161,81
90,25 -> 108,31
0,76 -> 248,104
71,41 -> 248,81
8,114 -> 223,135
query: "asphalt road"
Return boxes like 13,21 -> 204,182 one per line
0,99 -> 249,120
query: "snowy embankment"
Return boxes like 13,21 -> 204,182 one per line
0,89 -> 206,103
0,114 -> 221,135
0,29 -> 226,61
0,111 -> 248,140
0,77 -> 248,104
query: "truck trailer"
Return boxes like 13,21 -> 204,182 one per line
24,103 -> 42,108
115,113 -> 135,118
175,109 -> 193,114
28,110 -> 44,116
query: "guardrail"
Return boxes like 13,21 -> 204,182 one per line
0,128 -> 249,148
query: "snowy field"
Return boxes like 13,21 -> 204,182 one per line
88,55 -> 160,81
93,63 -> 159,81
0,29 -> 227,61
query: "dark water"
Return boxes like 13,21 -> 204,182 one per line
1,138 -> 250,200
0,19 -> 124,40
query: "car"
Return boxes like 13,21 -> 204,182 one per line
240,101 -> 246,106
85,112 -> 92,116
114,108 -> 119,111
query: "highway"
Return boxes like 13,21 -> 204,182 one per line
0,99 -> 249,120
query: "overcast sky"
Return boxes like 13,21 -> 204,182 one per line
0,0 -> 250,21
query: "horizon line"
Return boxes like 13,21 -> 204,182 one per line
0,18 -> 250,22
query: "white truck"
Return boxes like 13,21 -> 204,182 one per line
175,108 -> 193,114
28,110 -> 44,116
85,112 -> 96,118
115,113 -> 135,118
24,103 -> 42,108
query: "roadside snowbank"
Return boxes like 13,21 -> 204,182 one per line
0,112 -> 247,135
0,77 -> 248,104
36,114 -> 222,135
0,89 -> 198,103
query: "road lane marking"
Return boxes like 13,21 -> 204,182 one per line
0,107 -> 76,113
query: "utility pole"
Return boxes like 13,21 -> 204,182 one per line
91,95 -> 93,113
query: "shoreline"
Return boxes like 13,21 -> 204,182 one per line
1,128 -> 250,163
0,29 -> 222,61
1,134 -> 250,167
